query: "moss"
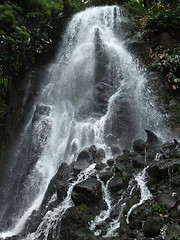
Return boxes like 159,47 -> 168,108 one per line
79,203 -> 88,214
151,202 -> 168,215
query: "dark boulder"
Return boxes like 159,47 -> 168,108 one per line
131,155 -> 146,168
42,162 -> 72,207
115,151 -> 130,162
143,216 -> 163,237
72,160 -> 91,176
145,130 -> 163,149
55,162 -> 73,181
156,194 -> 177,211
99,171 -> 113,183
60,205 -> 95,240
133,139 -> 146,152
147,158 -> 180,180
172,175 -> 180,187
114,161 -> 124,174
95,162 -> 107,171
76,145 -> 105,163
72,177 -> 102,204
108,172 -> 124,193
76,147 -> 93,162
106,158 -> 114,167
56,179 -> 68,202
94,148 -> 106,163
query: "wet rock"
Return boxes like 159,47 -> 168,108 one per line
32,104 -> 50,123
114,161 -> 130,178
156,194 -> 177,210
163,223 -> 180,240
72,177 -> 102,204
73,228 -> 94,239
147,158 -> 180,180
145,130 -> 163,149
125,31 -> 147,60
172,175 -> 180,187
60,205 -> 95,240
77,147 -> 93,162
56,179 -> 68,201
131,155 -> 146,168
106,158 -> 114,167
111,144 -> 121,155
56,162 -> 73,181
133,139 -> 146,152
95,162 -> 107,171
94,148 -> 106,162
93,82 -> 116,113
99,171 -> 113,183
143,216 -> 163,237
77,145 -> 105,163
116,151 -> 130,162
42,162 -> 72,207
73,160 -> 91,176
108,172 -> 124,193
170,208 -> 180,221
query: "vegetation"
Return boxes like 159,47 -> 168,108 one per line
0,0 -> 86,123
151,202 -> 168,215
124,1 -> 180,94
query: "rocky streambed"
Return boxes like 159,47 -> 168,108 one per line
58,133 -> 180,240
3,130 -> 180,240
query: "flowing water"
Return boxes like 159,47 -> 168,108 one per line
0,5 -> 169,239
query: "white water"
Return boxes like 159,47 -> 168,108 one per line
90,174 -> 113,235
24,164 -> 96,240
126,168 -> 153,224
0,5 -> 169,239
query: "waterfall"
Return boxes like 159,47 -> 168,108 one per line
0,5 -> 169,239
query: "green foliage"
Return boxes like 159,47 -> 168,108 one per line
0,3 -> 32,106
174,234 -> 180,240
79,203 -> 88,214
63,0 -> 85,14
155,49 -> 180,73
0,0 -> 87,123
0,100 -> 7,122
152,46 -> 180,91
147,4 -> 180,33
120,217 -> 124,225
124,0 -> 146,14
151,202 -> 168,215
86,0 -> 120,7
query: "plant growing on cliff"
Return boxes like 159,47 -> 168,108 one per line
151,202 -> 168,215
123,0 -> 146,14
147,4 -> 180,34
152,46 -> 180,92
79,203 -> 88,214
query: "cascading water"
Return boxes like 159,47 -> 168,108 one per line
0,5 -> 170,239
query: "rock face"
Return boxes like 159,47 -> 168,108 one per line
143,216 -> 163,237
72,177 -> 102,204
13,130 -> 180,240
76,145 -> 106,163
147,158 -> 180,180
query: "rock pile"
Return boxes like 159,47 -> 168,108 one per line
6,130 -> 180,240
